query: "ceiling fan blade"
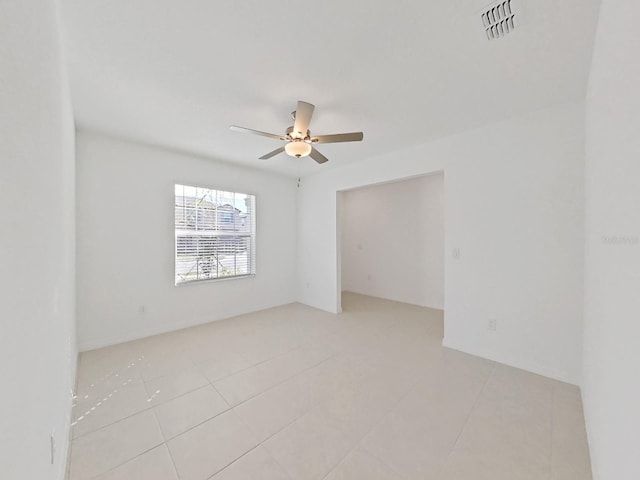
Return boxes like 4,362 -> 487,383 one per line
293,101 -> 315,137
312,132 -> 364,144
309,147 -> 329,164
230,125 -> 285,140
259,146 -> 285,160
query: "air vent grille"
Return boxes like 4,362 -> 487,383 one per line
482,0 -> 515,40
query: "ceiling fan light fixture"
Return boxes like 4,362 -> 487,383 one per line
285,140 -> 312,158
230,100 -> 363,164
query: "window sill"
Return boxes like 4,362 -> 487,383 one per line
175,273 -> 256,287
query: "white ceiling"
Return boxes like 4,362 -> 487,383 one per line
60,0 -> 601,177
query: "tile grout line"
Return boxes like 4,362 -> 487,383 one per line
256,437 -> 295,480
98,341 -> 343,477
194,320 -> 352,401
72,339 -> 343,473
202,406 -> 297,480
163,429 -> 181,480
85,443 -> 166,480
73,354 -> 199,416
203,444 -> 263,480
244,347 -> 401,478
318,361 -> 427,480
73,392 -> 232,477
74,298 -> 579,480
74,344 -> 296,438
72,299 -> 454,480
72,377 -> 210,441
210,352 -> 339,409
193,360 -> 233,410
438,361 -> 497,478
84,406 -> 169,479
200,408 -> 294,479
83,390 -> 243,478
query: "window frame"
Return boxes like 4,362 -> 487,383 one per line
174,183 -> 256,286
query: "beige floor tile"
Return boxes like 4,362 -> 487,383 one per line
360,408 -> 463,479
263,410 -> 358,480
240,333 -> 300,365
299,333 -> 347,358
199,353 -> 253,382
439,347 -> 496,381
72,382 -> 151,438
325,448 -> 405,480
154,384 -> 230,439
488,363 -> 556,407
313,373 -> 411,441
69,294 -> 592,480
319,326 -> 379,358
255,344 -> 332,384
359,368 -> 486,479
210,446 -> 291,480
144,366 -> 209,405
187,338 -> 249,364
295,354 -> 368,405
233,376 -> 316,442
468,368 -> 553,449
551,461 -> 593,480
76,346 -> 145,389
138,350 -> 195,381
398,362 -> 490,417
551,382 -> 592,480
69,410 -> 163,480
213,366 -> 281,406
439,367 -> 553,480
440,448 -> 548,480
75,363 -> 144,403
93,445 -> 177,480
167,410 -> 259,480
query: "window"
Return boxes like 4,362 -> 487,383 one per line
175,184 -> 255,285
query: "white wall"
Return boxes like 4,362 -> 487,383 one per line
582,1 -> 640,478
0,1 -> 77,478
340,174 -> 444,309
76,131 -> 298,350
298,102 -> 585,383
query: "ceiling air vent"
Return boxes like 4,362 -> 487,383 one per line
482,0 -> 516,40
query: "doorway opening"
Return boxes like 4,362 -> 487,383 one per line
337,172 -> 444,313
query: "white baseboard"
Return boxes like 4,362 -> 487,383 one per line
340,290 -> 444,311
62,351 -> 79,480
442,336 -> 577,385
78,300 -> 296,352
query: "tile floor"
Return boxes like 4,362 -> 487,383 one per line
68,293 -> 592,480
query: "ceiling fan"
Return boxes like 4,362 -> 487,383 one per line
230,100 -> 364,164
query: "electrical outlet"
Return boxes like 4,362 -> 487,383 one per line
488,319 -> 497,331
453,247 -> 461,260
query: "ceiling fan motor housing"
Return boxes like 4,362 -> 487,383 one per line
286,125 -> 311,142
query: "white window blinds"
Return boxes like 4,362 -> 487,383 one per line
175,184 -> 256,285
